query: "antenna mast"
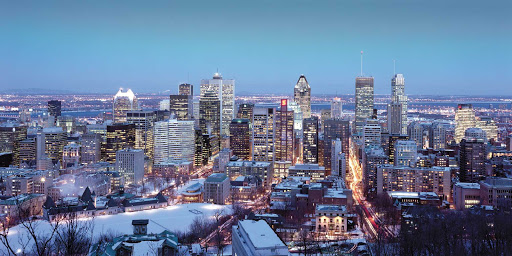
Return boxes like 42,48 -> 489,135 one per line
393,60 -> 396,75
360,51 -> 363,76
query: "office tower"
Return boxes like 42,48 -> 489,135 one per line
394,140 -> 418,167
56,115 -> 76,134
408,122 -> 425,149
115,148 -> 144,185
200,72 -> 235,137
459,138 -> 486,182
321,109 -> 331,126
294,75 -> 311,119
40,127 -> 66,166
179,83 -> 193,96
47,100 -> 62,120
429,122 -> 446,150
0,124 -> 27,167
237,103 -> 254,121
303,117 -> 319,164
287,101 -> 303,135
113,88 -> 139,123
382,133 -> 409,165
153,119 -> 195,165
355,77 -> 374,134
465,127 -> 487,141
323,119 -> 350,173
169,95 -> 193,120
194,129 -> 210,167
362,146 -> 389,195
331,97 -> 343,119
331,138 -> 346,179
86,123 -> 107,161
81,133 -> 101,164
62,143 -> 81,167
477,117 -> 498,142
203,173 -> 230,205
106,123 -> 135,163
226,161 -> 273,187
377,165 -> 451,200
387,74 -> 408,134
252,107 -> 276,163
455,104 -> 477,143
19,138 -> 37,166
199,89 -> 221,144
229,119 -> 251,160
363,118 -> 381,147
126,110 -> 156,158
275,99 -> 295,163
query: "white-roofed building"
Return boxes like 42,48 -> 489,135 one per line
232,219 -> 289,256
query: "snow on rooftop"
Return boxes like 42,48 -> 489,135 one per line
238,220 -> 286,249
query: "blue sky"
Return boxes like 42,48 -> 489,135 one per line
0,0 -> 510,95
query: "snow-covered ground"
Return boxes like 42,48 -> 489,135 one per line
3,203 -> 231,253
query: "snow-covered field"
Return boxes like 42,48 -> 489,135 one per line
2,203 -> 231,253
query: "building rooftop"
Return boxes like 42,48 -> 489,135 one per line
237,220 -> 286,249
206,173 -> 228,183
289,164 -> 325,170
316,204 -> 347,212
455,182 -> 481,189
227,160 -> 271,168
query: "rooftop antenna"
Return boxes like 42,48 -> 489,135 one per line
393,60 -> 396,75
360,51 -> 363,76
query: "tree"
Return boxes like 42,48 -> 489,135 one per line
53,212 -> 95,255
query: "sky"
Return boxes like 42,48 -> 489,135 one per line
0,0 -> 511,95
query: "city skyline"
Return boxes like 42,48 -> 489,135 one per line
1,0 -> 510,95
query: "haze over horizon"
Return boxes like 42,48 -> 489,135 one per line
1,0 -> 510,95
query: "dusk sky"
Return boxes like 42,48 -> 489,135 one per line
1,0 -> 510,95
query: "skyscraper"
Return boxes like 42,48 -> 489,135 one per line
113,88 -> 139,123
323,119 -> 350,174
179,83 -> 193,96
106,123 -> 136,163
39,127 -> 66,166
169,94 -> 193,120
429,122 -> 447,150
199,89 -> 221,143
116,148 -> 144,185
355,77 -> 374,134
394,140 -> 418,167
200,72 -> 235,137
387,74 -> 408,134
80,133 -> 101,164
229,119 -> 251,160
153,119 -> 195,165
363,118 -> 381,147
331,97 -> 343,119
47,100 -> 62,118
275,99 -> 295,163
294,75 -> 311,119
459,138 -> 486,182
126,110 -> 156,158
0,124 -> 28,167
455,104 -> 477,143
237,103 -> 254,121
331,138 -> 346,179
252,107 -> 275,163
303,116 -> 319,164
407,122 -> 425,149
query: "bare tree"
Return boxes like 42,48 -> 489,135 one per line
52,212 -> 95,255
213,210 -> 225,256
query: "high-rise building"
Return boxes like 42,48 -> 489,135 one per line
179,83 -> 193,96
113,88 -> 139,123
229,119 -> 251,160
323,119 -> 350,173
303,117 -> 319,164
116,148 -> 144,185
287,101 -> 304,136
62,143 -> 81,168
294,75 -> 311,119
363,118 -> 381,147
40,127 -> 66,166
87,123 -> 107,161
455,104 -> 477,143
429,122 -> 447,150
47,100 -> 62,119
19,138 -> 37,166
477,117 -> 498,142
169,95 -> 193,120
56,115 -> 75,134
199,89 -> 221,145
194,129 -> 210,167
465,127 -> 487,141
394,140 -> 418,167
153,119 -> 195,165
80,133 -> 101,164
355,77 -> 374,134
387,74 -> 408,134
237,103 -> 254,121
203,173 -> 230,205
106,123 -> 136,163
408,122 -> 425,149
0,124 -> 27,167
126,111 -> 156,158
459,138 -> 486,183
275,99 -> 295,163
362,146 -> 389,195
331,138 -> 346,179
331,97 -> 343,119
200,72 -> 235,137
382,133 -> 409,165
252,108 -> 275,163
